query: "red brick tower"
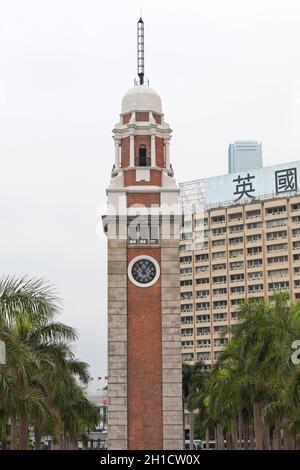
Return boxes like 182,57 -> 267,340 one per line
104,17 -> 183,450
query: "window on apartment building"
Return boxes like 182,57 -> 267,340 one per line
196,290 -> 209,298
247,259 -> 262,267
180,256 -> 192,264
231,286 -> 244,294
295,280 -> 300,288
197,339 -> 211,348
246,209 -> 261,219
294,254 -> 300,261
181,304 -> 193,312
266,206 -> 286,215
212,239 -> 225,246
267,243 -> 288,252
180,267 -> 192,275
214,325 -> 226,333
196,278 -> 209,284
229,224 -> 244,233
247,221 -> 263,229
182,219 -> 192,228
197,352 -> 211,361
212,227 -> 226,236
181,316 -> 193,324
267,255 -> 288,264
292,228 -> 300,237
247,234 -> 262,242
230,261 -> 244,270
247,246 -> 262,255
181,292 -> 193,300
267,230 -> 287,241
230,273 -> 244,282
229,236 -> 243,245
231,312 -> 239,320
231,299 -> 241,306
211,215 -> 225,224
248,284 -> 264,293
180,244 -> 192,252
212,263 -> 226,271
213,288 -> 227,296
213,275 -> 227,284
181,279 -> 193,286
292,216 -> 300,223
195,254 -> 209,262
182,353 -> 194,361
195,265 -> 209,273
194,241 -> 208,249
213,313 -> 227,322
213,300 -> 227,308
194,230 -> 209,240
195,218 -> 208,226
230,249 -> 243,258
196,302 -> 210,310
181,231 -> 193,240
197,327 -> 211,335
214,338 -> 228,347
181,328 -> 193,336
268,269 -> 288,278
248,271 -> 263,280
182,340 -> 194,349
212,251 -> 226,259
268,281 -> 289,291
293,241 -> 300,249
228,212 -> 242,221
266,218 -> 288,227
291,203 -> 300,211
196,314 -> 210,323
294,267 -> 300,275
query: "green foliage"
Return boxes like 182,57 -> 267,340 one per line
0,276 -> 98,449
182,293 -> 300,448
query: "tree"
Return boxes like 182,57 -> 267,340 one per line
0,276 -> 98,450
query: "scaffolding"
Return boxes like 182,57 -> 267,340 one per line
179,178 -> 206,214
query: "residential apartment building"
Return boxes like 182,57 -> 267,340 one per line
180,161 -> 300,368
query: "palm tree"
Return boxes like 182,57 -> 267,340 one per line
182,362 -> 206,449
180,293 -> 300,451
0,276 -> 98,450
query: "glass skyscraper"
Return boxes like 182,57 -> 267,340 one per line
228,140 -> 263,174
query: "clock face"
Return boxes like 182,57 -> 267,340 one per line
131,259 -> 157,284
128,256 -> 160,287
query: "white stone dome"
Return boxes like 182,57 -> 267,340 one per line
121,85 -> 162,114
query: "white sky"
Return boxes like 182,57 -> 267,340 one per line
1,0 -> 300,390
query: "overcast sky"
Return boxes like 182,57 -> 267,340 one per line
1,0 -> 300,391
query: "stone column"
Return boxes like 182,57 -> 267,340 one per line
107,236 -> 128,450
114,139 -> 120,167
151,133 -> 156,167
161,223 -> 183,450
165,138 -> 170,168
130,134 -> 135,167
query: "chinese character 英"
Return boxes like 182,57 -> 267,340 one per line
275,168 -> 297,194
233,173 -> 255,200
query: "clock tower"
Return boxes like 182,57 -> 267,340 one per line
104,17 -> 183,450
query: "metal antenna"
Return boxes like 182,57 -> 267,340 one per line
137,16 -> 144,85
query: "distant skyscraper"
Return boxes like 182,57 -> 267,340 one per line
228,140 -> 263,174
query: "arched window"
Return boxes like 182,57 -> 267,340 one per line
138,145 -> 147,166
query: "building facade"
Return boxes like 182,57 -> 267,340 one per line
180,162 -> 300,367
228,140 -> 263,174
